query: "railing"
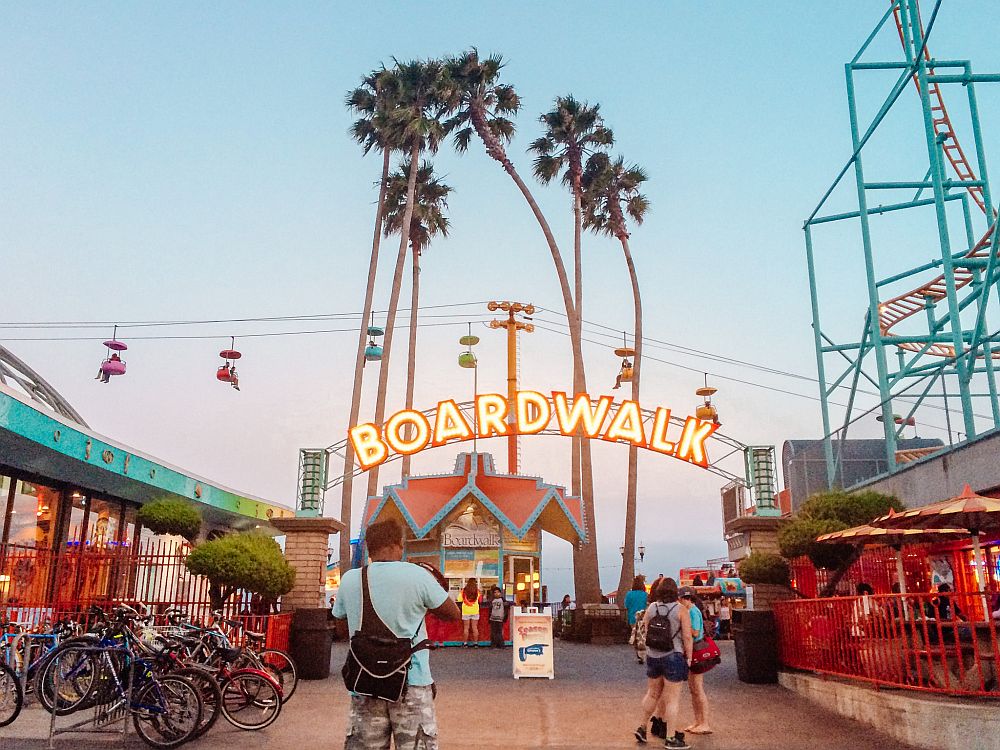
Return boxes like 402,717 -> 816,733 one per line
0,542 -> 292,651
774,592 -> 1000,696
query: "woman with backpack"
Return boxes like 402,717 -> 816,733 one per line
634,578 -> 693,749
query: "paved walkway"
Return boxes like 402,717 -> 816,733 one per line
2,641 -> 914,749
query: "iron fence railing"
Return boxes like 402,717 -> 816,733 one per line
774,591 -> 1000,696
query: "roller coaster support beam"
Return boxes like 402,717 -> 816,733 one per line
809,192 -> 964,226
845,62 -> 899,469
902,0 -> 978,440
805,225 -> 836,487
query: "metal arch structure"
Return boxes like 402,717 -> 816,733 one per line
805,0 -> 1000,486
298,396 -> 775,517
0,344 -> 89,427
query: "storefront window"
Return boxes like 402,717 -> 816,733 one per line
5,480 -> 62,550
121,506 -> 138,549
1,474 -> 12,546
86,498 -> 121,548
64,492 -> 89,546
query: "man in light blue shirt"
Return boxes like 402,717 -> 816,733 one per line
333,519 -> 459,749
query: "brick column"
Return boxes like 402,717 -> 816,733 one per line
272,517 -> 344,611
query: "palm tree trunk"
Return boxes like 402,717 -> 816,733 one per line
616,232 -> 642,597
470,110 -> 601,603
367,142 -> 422,501
401,241 -> 421,477
339,147 -> 391,571
569,179 -> 599,603
471,128 -> 600,601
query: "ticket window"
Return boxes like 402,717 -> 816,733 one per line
510,556 -> 538,605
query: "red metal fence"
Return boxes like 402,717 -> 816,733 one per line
788,546 -> 934,598
774,591 -> 1000,696
0,542 -> 291,650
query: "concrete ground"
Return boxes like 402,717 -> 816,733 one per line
2,640 -> 915,749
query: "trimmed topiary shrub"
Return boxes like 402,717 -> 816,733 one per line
137,498 -> 202,543
184,532 -> 295,610
739,552 -> 791,586
777,489 -> 903,596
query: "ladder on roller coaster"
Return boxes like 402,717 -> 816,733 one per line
877,1 -> 1000,358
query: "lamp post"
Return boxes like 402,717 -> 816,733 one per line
620,541 -> 646,575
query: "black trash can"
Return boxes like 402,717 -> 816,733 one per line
732,609 -> 778,684
290,608 -> 333,680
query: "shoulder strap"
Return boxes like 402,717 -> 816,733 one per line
360,565 -> 396,639
359,566 -> 434,654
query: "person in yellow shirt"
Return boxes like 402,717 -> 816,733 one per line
460,579 -> 481,647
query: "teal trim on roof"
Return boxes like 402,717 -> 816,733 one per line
0,384 -> 293,529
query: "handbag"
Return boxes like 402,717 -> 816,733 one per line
689,635 -> 721,675
341,566 -> 432,702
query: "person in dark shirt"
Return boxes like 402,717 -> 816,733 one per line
926,583 -> 966,621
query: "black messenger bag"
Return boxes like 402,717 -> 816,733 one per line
341,566 -> 432,702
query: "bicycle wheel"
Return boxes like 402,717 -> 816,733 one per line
36,646 -> 97,715
131,674 -> 202,750
0,662 -> 23,727
255,649 -> 297,702
32,636 -> 100,712
174,667 -> 222,739
220,671 -> 281,730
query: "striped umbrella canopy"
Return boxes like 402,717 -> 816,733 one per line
816,524 -> 966,595
871,484 -> 1000,596
871,485 -> 1000,533
815,525 -> 966,545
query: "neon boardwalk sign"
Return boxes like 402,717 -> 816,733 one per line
349,390 -> 720,472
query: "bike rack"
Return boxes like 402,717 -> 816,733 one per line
47,646 -> 136,749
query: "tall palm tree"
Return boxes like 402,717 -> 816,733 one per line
365,59 -> 450,503
339,66 -> 402,571
443,50 -> 602,602
382,159 -> 452,477
529,96 -> 613,524
582,152 -> 650,596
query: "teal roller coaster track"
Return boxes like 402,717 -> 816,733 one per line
806,0 -> 1000,486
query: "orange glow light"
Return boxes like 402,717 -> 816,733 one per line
516,390 -> 551,434
476,394 -> 509,438
551,392 -> 612,438
432,399 -> 474,446
384,410 -> 431,456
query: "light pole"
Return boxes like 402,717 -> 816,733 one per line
620,541 -> 646,575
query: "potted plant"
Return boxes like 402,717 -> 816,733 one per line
738,552 -> 792,611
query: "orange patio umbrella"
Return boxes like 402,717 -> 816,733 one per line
815,524 -> 966,594
871,484 -> 1000,594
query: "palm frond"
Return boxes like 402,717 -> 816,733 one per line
532,153 -> 563,184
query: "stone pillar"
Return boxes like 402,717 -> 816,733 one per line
272,517 -> 344,611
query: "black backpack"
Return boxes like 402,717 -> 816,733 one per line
645,603 -> 677,652
341,566 -> 433,702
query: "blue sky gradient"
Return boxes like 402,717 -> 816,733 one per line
3,2 -> 999,595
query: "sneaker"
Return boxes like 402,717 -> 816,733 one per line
634,725 -> 647,744
650,717 -> 666,739
663,732 -> 690,749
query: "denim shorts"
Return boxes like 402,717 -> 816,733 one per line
646,652 -> 688,682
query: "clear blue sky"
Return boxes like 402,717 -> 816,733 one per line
3,2 -> 999,595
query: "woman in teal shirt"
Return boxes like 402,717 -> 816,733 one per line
622,575 -> 648,663
679,586 -> 713,735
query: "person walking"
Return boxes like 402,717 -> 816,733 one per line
718,599 -> 731,640
623,575 -> 648,663
489,586 -> 507,648
460,579 -> 481,647
332,519 -> 460,750
634,578 -> 693,748
678,586 -> 713,736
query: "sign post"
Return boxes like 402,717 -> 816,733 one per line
511,606 -> 554,679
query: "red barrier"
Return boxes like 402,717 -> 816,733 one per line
426,610 -> 509,644
774,591 -> 1000,696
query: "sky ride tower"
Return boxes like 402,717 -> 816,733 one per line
805,0 -> 1000,487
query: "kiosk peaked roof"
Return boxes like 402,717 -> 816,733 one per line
362,452 -> 586,543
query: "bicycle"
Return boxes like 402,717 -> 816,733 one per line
0,661 -> 23,727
